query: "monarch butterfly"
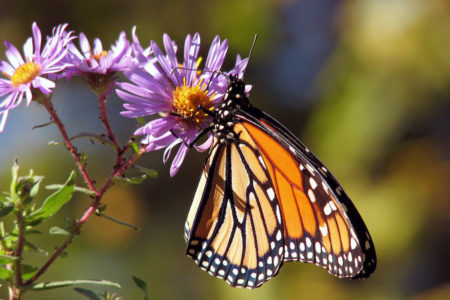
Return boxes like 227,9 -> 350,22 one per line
183,74 -> 376,289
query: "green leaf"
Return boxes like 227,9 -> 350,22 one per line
0,267 -> 13,280
95,211 -> 139,230
130,141 -> 140,154
32,120 -> 55,129
136,117 -> 147,126
16,174 -> 44,206
32,279 -> 121,290
113,174 -> 147,184
28,175 -> 44,200
135,165 -> 158,178
0,193 -> 8,202
49,226 -> 70,235
46,184 -> 96,196
74,288 -> 102,300
0,254 -> 18,264
0,201 -> 14,218
25,241 -> 48,256
10,160 -> 19,200
21,264 -> 39,280
48,140 -> 65,146
132,276 -> 150,300
25,171 -> 76,225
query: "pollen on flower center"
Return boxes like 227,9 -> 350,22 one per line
172,79 -> 214,124
11,62 -> 41,87
87,51 -> 108,67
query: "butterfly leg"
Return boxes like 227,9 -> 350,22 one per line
170,126 -> 213,148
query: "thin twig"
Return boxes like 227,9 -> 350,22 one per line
97,93 -> 121,151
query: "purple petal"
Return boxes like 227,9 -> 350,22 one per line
0,60 -> 14,77
93,38 -> 103,54
23,37 -> 34,61
183,33 -> 200,86
32,22 -> 42,60
163,138 -> 181,163
0,109 -> 9,132
79,33 -> 91,58
194,133 -> 213,152
4,41 -> 24,69
35,76 -> 55,92
170,144 -> 189,177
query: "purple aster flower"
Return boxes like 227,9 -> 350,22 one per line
63,30 -> 131,94
117,33 -> 249,176
0,22 -> 74,132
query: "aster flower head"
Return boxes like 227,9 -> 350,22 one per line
64,30 -> 131,95
117,33 -> 249,176
0,22 -> 74,132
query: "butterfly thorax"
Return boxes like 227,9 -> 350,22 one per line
211,76 -> 250,144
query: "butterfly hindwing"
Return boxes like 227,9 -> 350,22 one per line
185,136 -> 285,288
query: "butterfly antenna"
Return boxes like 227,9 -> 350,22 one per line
170,66 -> 198,75
247,34 -> 258,64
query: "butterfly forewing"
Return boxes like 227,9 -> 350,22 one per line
239,109 -> 376,278
243,107 -> 376,279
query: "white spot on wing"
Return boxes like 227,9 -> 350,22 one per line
276,230 -> 282,241
258,156 -> 266,169
309,178 -> 317,189
319,224 -> 328,236
315,242 -> 321,253
306,237 -> 312,248
330,201 -> 337,211
306,163 -> 315,175
299,242 -> 305,251
276,206 -> 282,223
307,189 -> 316,203
324,202 -> 332,215
289,145 -> 296,153
351,238 -> 358,250
267,188 -> 275,201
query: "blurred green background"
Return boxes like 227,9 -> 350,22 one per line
0,0 -> 449,299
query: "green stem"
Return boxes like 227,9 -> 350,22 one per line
14,210 -> 25,287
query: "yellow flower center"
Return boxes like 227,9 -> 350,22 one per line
87,51 -> 108,66
11,62 -> 41,87
172,78 -> 214,125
